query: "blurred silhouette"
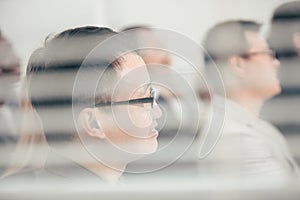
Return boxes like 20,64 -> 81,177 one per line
121,25 -> 171,66
1,48 -> 48,180
121,26 -> 183,138
201,20 -> 298,181
262,1 -> 300,140
268,1 -> 300,58
0,31 -> 21,175
122,25 -> 180,133
120,26 -> 201,181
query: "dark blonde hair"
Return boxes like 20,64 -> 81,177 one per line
2,77 -> 48,178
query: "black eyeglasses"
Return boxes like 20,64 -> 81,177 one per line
94,87 -> 156,108
240,49 -> 277,59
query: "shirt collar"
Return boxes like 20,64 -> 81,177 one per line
212,94 -> 259,127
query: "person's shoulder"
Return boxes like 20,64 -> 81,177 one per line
214,119 -> 266,153
39,151 -> 105,184
34,167 -> 76,185
221,118 -> 254,138
0,169 -> 37,187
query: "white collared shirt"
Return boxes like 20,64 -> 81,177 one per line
199,95 -> 299,182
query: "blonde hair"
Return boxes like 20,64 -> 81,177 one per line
1,78 -> 48,178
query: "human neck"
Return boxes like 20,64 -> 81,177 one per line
226,89 -> 264,117
84,161 -> 125,184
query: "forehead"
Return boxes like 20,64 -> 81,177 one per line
244,31 -> 269,52
118,53 -> 146,75
113,53 -> 151,97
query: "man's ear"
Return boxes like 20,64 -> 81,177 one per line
228,55 -> 246,78
79,108 -> 105,139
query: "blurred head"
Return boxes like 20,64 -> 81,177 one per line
268,1 -> 300,58
26,26 -> 161,157
203,20 -> 280,100
0,31 -> 21,102
121,26 -> 171,66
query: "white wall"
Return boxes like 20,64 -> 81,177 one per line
106,0 -> 288,39
0,0 -> 108,69
0,0 -> 288,71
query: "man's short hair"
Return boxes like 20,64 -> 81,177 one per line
203,20 -> 261,65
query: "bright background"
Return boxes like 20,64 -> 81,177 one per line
0,0 -> 287,69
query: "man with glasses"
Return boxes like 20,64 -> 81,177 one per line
201,20 -> 299,181
23,26 -> 161,183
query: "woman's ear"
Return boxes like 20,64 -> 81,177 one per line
78,108 -> 105,139
228,55 -> 246,78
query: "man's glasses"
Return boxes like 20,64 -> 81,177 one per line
95,87 -> 156,108
240,49 -> 277,59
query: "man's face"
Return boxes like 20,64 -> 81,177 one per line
241,31 -> 281,99
96,53 -> 162,154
